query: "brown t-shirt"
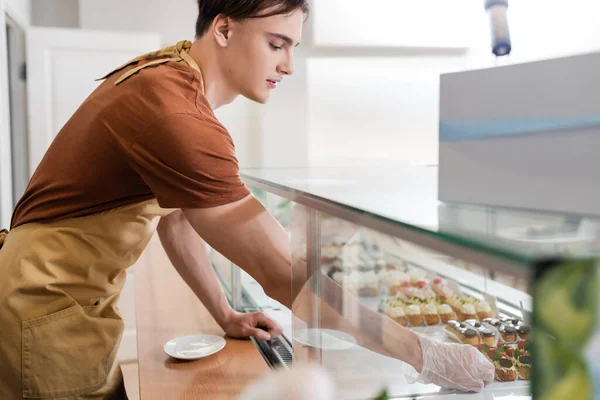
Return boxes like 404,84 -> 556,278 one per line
10,60 -> 250,229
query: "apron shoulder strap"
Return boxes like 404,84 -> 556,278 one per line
96,40 -> 203,92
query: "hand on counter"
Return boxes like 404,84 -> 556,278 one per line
407,334 -> 495,392
222,311 -> 283,341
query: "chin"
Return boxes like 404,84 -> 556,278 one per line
242,89 -> 271,104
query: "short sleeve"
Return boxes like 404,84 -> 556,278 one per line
129,113 -> 250,208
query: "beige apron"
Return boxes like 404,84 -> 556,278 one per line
0,40 -> 201,399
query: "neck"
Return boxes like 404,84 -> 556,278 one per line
188,38 -> 238,109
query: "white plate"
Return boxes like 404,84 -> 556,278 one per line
163,334 -> 226,360
294,328 -> 357,351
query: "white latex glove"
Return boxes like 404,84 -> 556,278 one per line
405,334 -> 495,392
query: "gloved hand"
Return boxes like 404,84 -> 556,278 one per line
406,334 -> 495,392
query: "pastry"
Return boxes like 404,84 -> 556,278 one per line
358,271 -> 381,297
431,278 -> 455,300
438,304 -> 457,324
500,317 -> 521,327
406,305 -> 425,326
378,298 -> 393,314
517,324 -> 531,340
446,320 -> 461,335
464,319 -> 479,327
483,318 -> 503,328
461,328 -> 480,346
422,303 -> 440,325
382,270 -> 410,296
516,354 -> 532,380
388,307 -> 408,326
483,345 -> 498,361
481,330 -> 497,346
494,357 -> 518,382
460,304 -> 477,321
517,339 -> 532,354
476,301 -> 493,320
500,325 -> 518,342
320,244 -> 340,264
446,295 -> 463,316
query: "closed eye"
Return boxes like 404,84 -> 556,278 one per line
269,43 -> 283,51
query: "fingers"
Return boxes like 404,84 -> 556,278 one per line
469,346 -> 495,384
481,360 -> 495,384
249,327 -> 272,341
254,312 -> 283,339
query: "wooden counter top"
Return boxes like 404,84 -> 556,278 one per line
135,236 -> 270,400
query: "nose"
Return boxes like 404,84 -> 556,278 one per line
278,51 -> 295,76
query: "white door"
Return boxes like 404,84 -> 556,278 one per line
26,27 -> 162,363
26,27 -> 161,174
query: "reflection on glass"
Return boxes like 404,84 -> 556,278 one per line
291,207 -> 533,399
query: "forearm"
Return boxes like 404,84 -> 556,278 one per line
157,210 -> 235,329
183,195 -> 292,307
182,196 -> 422,369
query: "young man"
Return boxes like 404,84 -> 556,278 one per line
0,1 -> 493,398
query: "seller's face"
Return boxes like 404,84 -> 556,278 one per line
218,8 -> 304,103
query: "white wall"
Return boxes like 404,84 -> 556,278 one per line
31,0 -> 78,28
3,0 -> 30,26
308,0 -> 600,167
307,56 -> 466,167
0,0 -> 30,228
79,0 -> 197,46
467,0 -> 600,68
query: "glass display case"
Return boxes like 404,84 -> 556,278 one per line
208,166 -> 600,400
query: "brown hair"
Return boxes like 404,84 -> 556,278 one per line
196,0 -> 310,38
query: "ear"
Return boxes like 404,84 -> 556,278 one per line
212,15 -> 234,47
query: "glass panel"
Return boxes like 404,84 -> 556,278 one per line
227,189 -> 294,339
241,167 -> 600,265
291,209 -> 534,398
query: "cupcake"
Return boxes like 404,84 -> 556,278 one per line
431,278 -> 455,300
516,355 -> 532,380
382,271 -> 409,296
388,307 -> 408,326
500,325 -> 518,342
517,325 -> 531,340
461,328 -> 480,346
422,303 -> 440,325
476,301 -> 493,320
406,305 -> 425,326
461,304 -> 477,321
481,329 -> 497,346
438,304 -> 458,324
495,357 -> 518,381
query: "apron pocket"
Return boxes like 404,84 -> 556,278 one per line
22,304 -> 123,398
